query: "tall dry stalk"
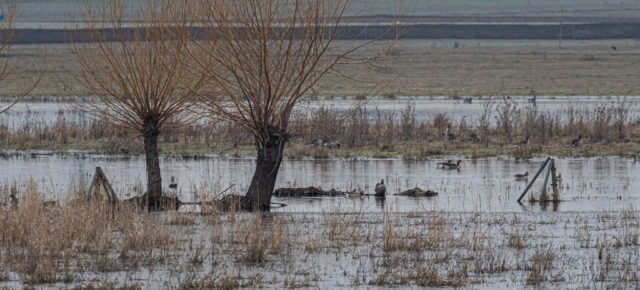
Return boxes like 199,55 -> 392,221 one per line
189,0 -> 396,210
71,0 -> 204,207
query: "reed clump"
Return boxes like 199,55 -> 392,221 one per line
1,98 -> 636,158
0,187 -> 639,288
0,182 -> 178,284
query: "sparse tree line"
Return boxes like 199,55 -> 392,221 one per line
0,0 -> 395,211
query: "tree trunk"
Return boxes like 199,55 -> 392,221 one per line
143,118 -> 162,207
245,132 -> 286,211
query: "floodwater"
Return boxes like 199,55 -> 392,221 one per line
0,153 -> 637,213
2,98 -> 640,288
1,152 -> 639,288
1,96 -> 639,129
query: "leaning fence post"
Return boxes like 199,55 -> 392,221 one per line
551,160 -> 559,201
86,171 -> 98,202
540,159 -> 553,203
86,167 -> 119,205
96,167 -> 119,205
517,157 -> 551,202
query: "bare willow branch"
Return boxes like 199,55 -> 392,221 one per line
71,0 -> 204,134
188,0 -> 397,145
0,0 -> 42,114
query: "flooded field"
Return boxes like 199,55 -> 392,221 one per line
2,99 -> 639,288
1,153 -> 637,213
1,154 -> 639,288
1,96 -> 639,129
3,0 -> 640,288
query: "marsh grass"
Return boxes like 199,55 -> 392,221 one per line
1,182 -> 640,288
2,98 -> 636,159
0,181 -> 179,285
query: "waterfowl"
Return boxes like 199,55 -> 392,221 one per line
438,160 -> 463,170
169,176 -> 177,189
518,136 -> 530,146
556,173 -> 562,184
323,141 -> 340,148
447,124 -> 456,141
437,160 -> 454,168
374,179 -> 386,197
528,96 -> 536,104
514,172 -> 529,180
9,192 -> 18,209
346,190 -> 364,197
570,135 -> 582,147
467,133 -> 479,143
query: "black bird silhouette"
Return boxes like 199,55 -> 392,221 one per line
375,179 -> 386,197
518,135 -> 530,146
169,176 -> 177,189
570,135 -> 582,147
467,133 -> 479,142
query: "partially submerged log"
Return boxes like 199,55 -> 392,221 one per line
214,194 -> 253,212
273,186 -> 345,197
123,191 -> 182,211
394,187 -> 438,197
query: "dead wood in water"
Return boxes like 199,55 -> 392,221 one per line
394,187 -> 439,197
86,167 -> 119,205
123,193 -> 182,211
273,187 -> 364,198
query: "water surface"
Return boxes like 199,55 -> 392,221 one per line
2,96 -> 638,129
1,153 -> 636,213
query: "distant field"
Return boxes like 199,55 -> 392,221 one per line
5,39 -> 640,98
357,0 -> 640,19
13,0 -> 640,25
320,39 -> 640,97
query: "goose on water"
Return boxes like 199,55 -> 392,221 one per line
375,179 -> 386,197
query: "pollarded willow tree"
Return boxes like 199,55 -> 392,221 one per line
0,0 -> 39,114
73,0 -> 203,208
189,0 -> 396,211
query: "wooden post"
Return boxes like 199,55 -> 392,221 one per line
551,160 -> 559,201
517,157 -> 551,202
540,159 -> 553,203
86,172 -> 98,202
86,167 -> 119,205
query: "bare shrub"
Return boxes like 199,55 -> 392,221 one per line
495,96 -> 519,138
525,247 -> 556,285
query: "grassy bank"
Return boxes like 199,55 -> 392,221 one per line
1,99 -> 639,159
